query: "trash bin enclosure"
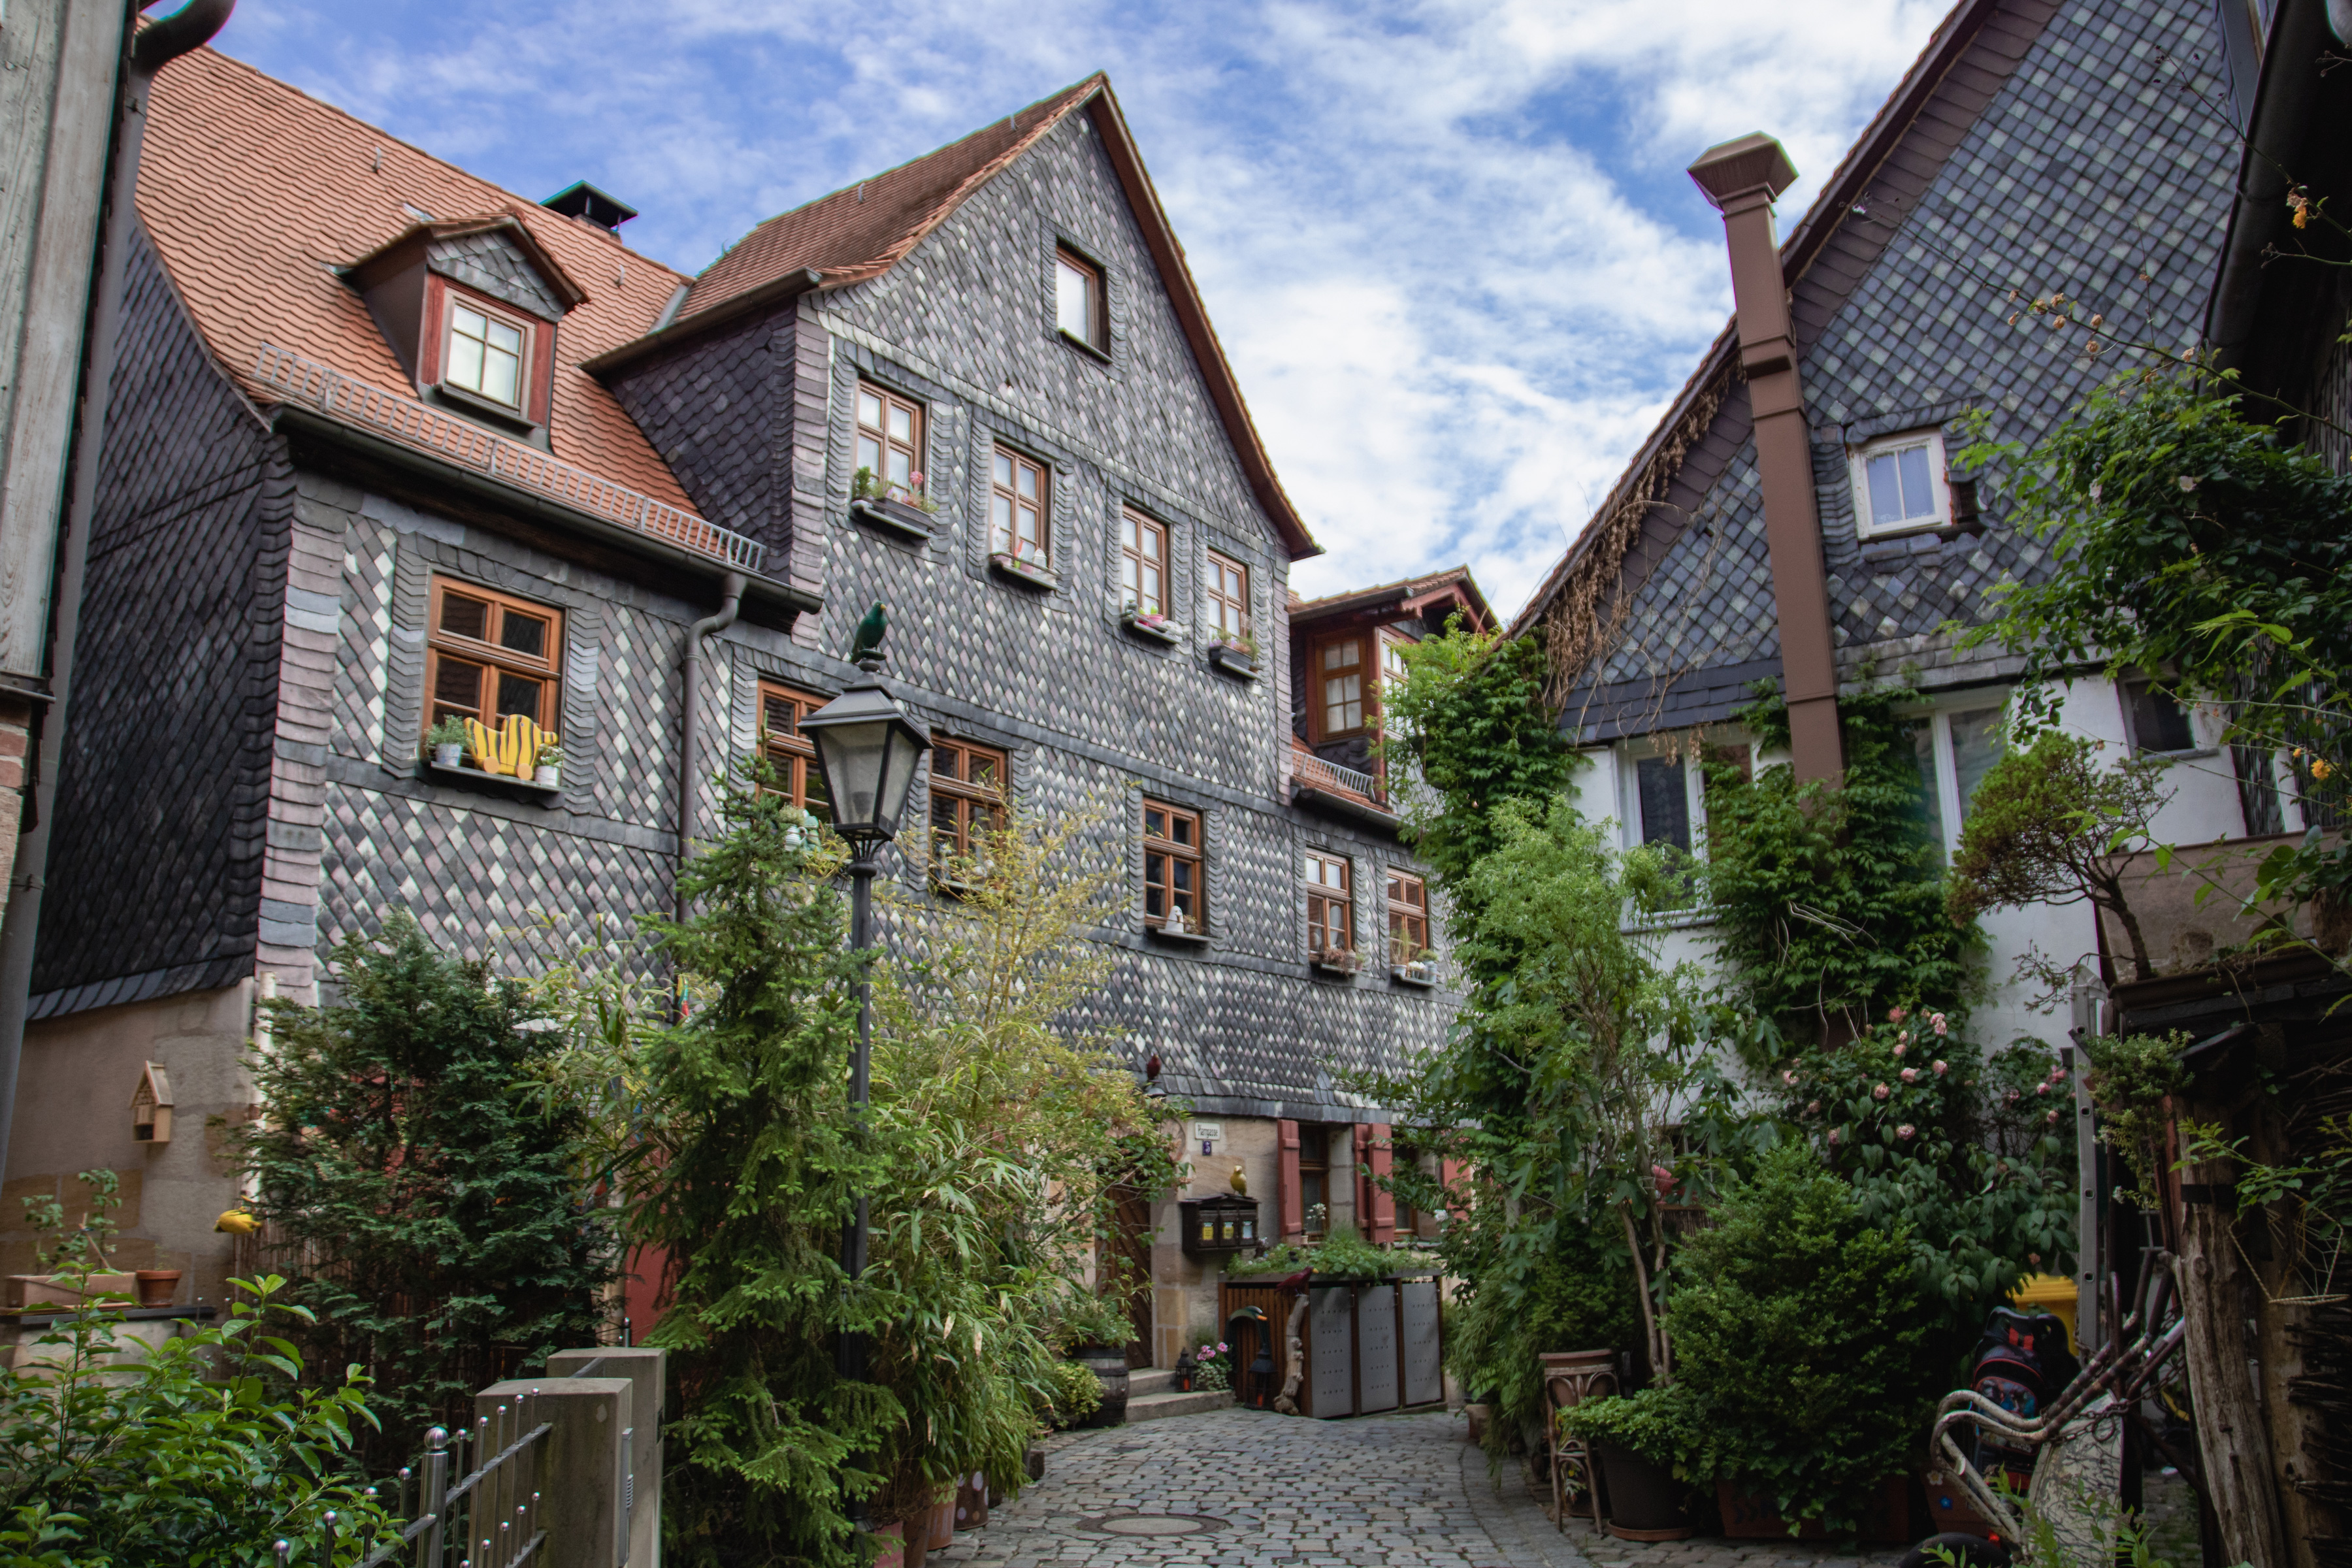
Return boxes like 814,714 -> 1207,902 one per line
1220,1271 -> 1443,1418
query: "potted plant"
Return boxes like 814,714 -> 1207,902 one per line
1188,1337 -> 1232,1394
1208,630 -> 1258,676
1310,945 -> 1362,975
851,466 -> 941,538
534,738 -> 563,788
425,717 -> 468,770
1392,946 -> 1439,985
1559,1384 -> 1714,1540
988,547 -> 1056,588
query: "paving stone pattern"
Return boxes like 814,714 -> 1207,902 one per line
936,1411 -> 1910,1568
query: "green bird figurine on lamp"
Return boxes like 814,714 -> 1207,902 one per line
849,600 -> 887,665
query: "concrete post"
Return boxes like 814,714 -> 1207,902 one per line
549,1347 -> 666,1568
476,1375 -> 633,1568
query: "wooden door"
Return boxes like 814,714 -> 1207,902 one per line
1103,1184 -> 1156,1369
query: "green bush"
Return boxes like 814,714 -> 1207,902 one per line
1,1172 -> 399,1564
1665,1145 -> 1933,1531
1448,1227 -> 1639,1467
1224,1225 -> 1398,1282
1558,1383 -> 1718,1478
243,911 -> 619,1473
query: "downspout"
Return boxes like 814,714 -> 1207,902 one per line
1688,133 -> 1843,783
675,572 -> 745,926
0,0 -> 236,1184
2204,0 -> 2332,374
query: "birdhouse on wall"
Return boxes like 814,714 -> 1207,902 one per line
130,1062 -> 174,1143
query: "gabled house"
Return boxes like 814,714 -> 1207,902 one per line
1512,0 -> 2292,1050
1,50 -> 1465,1374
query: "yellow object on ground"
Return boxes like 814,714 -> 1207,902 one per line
2010,1272 -> 2079,1350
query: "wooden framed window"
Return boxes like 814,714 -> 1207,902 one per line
990,446 -> 1048,564
1382,636 -> 1411,690
1056,247 -> 1105,351
1318,636 -> 1366,738
425,578 -> 562,742
928,738 -> 1007,864
1142,800 -> 1204,930
1120,510 -> 1167,616
1386,869 -> 1428,966
855,383 -> 924,497
1296,1124 -> 1331,1241
757,681 -> 830,820
1207,552 -> 1249,642
444,298 -> 529,410
1305,851 -> 1352,957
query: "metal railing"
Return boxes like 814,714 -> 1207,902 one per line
340,1392 -> 551,1568
252,344 -> 764,575
1293,749 -> 1384,804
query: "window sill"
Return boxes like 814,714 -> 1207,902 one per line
1056,327 -> 1112,365
850,497 -> 938,542
429,380 -> 540,437
1122,612 -> 1183,645
1208,644 -> 1259,679
988,553 -> 1059,591
420,757 -> 561,804
1309,954 -> 1364,978
1389,966 -> 1439,988
1146,921 -> 1210,946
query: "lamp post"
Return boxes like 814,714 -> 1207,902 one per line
799,656 -> 930,1384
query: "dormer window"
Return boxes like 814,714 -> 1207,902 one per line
1849,429 -> 1951,538
446,300 -> 527,410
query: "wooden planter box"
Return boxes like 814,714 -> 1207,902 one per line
1716,1475 -> 1912,1542
849,496 -> 938,541
988,552 -> 1058,591
1122,612 -> 1182,645
1207,644 -> 1258,678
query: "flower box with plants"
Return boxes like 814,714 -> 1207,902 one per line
850,466 -> 941,540
421,716 -> 562,801
1309,946 -> 1363,976
1120,606 -> 1183,644
1390,948 -> 1439,986
1176,1337 -> 1233,1394
988,553 -> 1058,590
1207,632 -> 1258,678
1149,909 -> 1208,943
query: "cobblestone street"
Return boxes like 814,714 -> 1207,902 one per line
934,1409 -> 1914,1568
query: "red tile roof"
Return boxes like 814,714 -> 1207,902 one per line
681,76 -> 1105,320
1292,565 -> 1492,630
139,48 -> 694,510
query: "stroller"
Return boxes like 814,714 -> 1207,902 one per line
1912,1255 -> 2188,1565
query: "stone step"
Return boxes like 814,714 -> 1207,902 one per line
1124,1386 -> 1234,1423
1127,1367 -> 1179,1397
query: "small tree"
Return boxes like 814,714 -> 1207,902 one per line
244,911 -> 618,1474
1945,731 -> 2170,982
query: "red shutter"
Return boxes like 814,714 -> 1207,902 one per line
1440,1158 -> 1466,1219
1277,1119 -> 1303,1241
1366,1122 -> 1396,1244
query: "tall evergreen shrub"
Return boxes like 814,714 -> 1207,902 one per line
244,911 -> 618,1475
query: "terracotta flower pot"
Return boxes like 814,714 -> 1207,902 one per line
135,1269 -> 184,1307
871,1523 -> 905,1568
928,1493 -> 955,1549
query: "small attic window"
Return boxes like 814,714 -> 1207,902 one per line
1850,429 -> 1950,538
1055,247 -> 1105,353
446,300 -> 527,409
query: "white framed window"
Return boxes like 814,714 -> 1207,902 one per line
1849,429 -> 1950,538
1910,700 -> 2007,855
444,297 -> 529,411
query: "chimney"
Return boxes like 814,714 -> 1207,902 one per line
540,181 -> 639,234
1688,133 -> 1842,785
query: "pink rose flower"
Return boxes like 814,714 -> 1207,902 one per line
1782,1070 -> 1797,1085
2046,1109 -> 2060,1126
1901,1067 -> 1918,1083
1827,1128 -> 1842,1146
1805,1100 -> 1821,1117
1893,1042 -> 1907,1057
1889,1006 -> 1908,1023
1873,1083 -> 1891,1101
1933,1060 -> 1948,1076
1931,1013 -> 1949,1036
2035,1081 -> 2049,1096
2050,1065 -> 2068,1084
1897,1124 -> 1916,1140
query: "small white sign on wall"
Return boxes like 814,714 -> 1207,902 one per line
1192,1121 -> 1224,1154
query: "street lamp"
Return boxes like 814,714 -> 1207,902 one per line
799,655 -> 930,1386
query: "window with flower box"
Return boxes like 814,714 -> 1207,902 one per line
855,383 -> 926,499
1120,510 -> 1168,617
757,681 -> 831,821
1386,869 -> 1429,967
1207,552 -> 1249,644
929,738 -> 1007,866
425,578 -> 563,743
990,446 -> 1049,565
1143,800 -> 1204,932
1305,851 -> 1353,960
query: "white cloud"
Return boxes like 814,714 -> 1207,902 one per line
220,0 -> 1946,615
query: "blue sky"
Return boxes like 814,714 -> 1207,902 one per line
216,0 -> 1952,614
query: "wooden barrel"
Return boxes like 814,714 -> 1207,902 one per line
1074,1346 -> 1130,1427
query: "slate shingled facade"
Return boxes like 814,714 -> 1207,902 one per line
5,52 -> 1458,1362
1516,0 -> 2299,1050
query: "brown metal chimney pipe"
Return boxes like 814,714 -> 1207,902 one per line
1688,133 -> 1842,783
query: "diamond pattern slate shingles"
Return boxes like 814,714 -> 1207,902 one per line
137,48 -> 693,510
1569,0 -> 2235,731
